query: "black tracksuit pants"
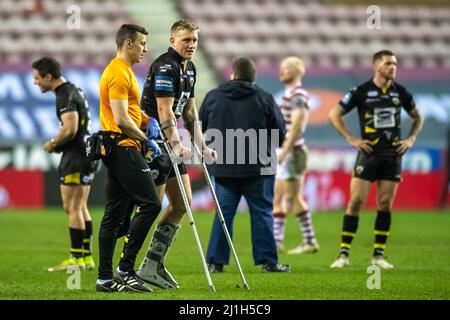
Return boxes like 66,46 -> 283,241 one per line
98,146 -> 161,280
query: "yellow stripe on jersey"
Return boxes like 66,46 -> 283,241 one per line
365,126 -> 377,133
124,236 -> 129,244
374,244 -> 386,249
64,173 -> 81,184
372,138 -> 380,145
342,231 -> 356,237
340,243 -> 352,249
70,248 -> 83,253
374,230 -> 390,236
364,111 -> 372,119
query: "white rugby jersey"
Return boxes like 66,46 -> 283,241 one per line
279,84 -> 309,147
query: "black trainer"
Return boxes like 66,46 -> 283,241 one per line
207,263 -> 224,273
113,269 -> 153,293
96,280 -> 129,292
262,263 -> 291,273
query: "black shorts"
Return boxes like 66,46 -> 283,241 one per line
59,149 -> 99,185
353,152 -> 402,182
147,142 -> 187,186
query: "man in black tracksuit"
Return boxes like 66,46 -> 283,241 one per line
199,57 -> 291,273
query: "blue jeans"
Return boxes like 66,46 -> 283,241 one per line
206,175 -> 278,265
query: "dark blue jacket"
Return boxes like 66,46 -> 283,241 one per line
199,80 -> 286,177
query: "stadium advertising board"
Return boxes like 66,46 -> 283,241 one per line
0,68 -> 448,209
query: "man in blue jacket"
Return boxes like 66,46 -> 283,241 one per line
199,57 -> 290,273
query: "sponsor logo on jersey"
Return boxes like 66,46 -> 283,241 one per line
174,92 -> 191,116
384,130 -> 393,140
356,165 -> 364,174
186,70 -> 194,75
158,65 -> 172,73
374,107 -> 396,128
389,92 -> 399,97
155,76 -> 173,91
365,98 -> 381,103
189,77 -> 195,87
151,169 -> 159,179
342,92 -> 352,104
86,143 -> 91,157
82,175 -> 91,184
367,90 -> 378,97
59,106 -> 73,113
392,97 -> 400,105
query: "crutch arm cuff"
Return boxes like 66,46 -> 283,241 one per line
160,119 -> 177,130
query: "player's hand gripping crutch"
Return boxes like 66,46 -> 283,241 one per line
192,142 -> 250,290
160,132 -> 216,293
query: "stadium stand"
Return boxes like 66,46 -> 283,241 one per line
0,0 -> 132,66
2,0 -> 448,86
177,0 -> 450,72
1,0 -> 449,71
0,0 -> 219,99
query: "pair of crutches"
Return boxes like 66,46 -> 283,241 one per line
160,132 -> 249,292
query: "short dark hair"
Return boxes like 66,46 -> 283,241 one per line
32,57 -> 62,78
373,50 -> 395,63
116,24 -> 148,48
232,57 -> 256,82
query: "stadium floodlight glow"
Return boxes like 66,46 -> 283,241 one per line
160,132 -> 216,293
192,142 -> 250,291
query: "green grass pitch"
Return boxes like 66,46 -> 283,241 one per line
0,208 -> 449,300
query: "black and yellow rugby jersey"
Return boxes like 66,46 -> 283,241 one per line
339,79 -> 416,156
54,81 -> 91,152
141,47 -> 196,122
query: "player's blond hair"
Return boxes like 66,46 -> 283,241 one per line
171,19 -> 199,34
283,56 -> 305,76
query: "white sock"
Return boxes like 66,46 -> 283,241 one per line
117,267 -> 128,275
97,279 -> 112,285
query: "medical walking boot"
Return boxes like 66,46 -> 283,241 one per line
137,223 -> 180,289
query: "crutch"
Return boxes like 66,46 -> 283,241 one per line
192,142 -> 250,290
160,132 -> 216,293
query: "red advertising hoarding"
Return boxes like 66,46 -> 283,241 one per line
302,171 -> 446,210
0,168 -> 43,208
189,147 -> 447,211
